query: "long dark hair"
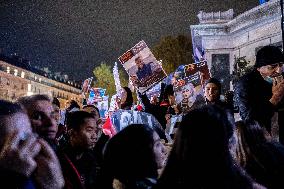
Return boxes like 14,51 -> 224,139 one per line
234,120 -> 267,168
234,120 -> 284,189
101,124 -> 158,188
121,87 -> 133,110
156,105 -> 252,189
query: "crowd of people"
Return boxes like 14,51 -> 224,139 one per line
0,45 -> 284,189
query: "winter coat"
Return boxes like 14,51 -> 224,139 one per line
234,69 -> 277,132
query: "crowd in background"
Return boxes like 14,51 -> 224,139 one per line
0,45 -> 284,189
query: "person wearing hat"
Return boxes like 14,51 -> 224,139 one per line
204,78 -> 222,104
203,77 -> 236,116
234,45 -> 284,143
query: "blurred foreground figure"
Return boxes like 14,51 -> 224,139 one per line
155,105 -> 265,189
0,99 -> 64,189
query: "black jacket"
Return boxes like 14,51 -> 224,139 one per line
234,69 -> 276,132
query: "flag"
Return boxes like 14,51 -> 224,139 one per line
194,47 -> 206,63
102,117 -> 116,137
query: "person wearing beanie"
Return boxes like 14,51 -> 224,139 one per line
204,78 -> 222,104
234,45 -> 284,143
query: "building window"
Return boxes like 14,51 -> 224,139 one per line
27,84 -> 33,96
39,78 -> 42,82
28,84 -> 31,91
21,71 -> 25,78
34,76 -> 37,81
7,67 -> 10,74
14,69 -> 18,76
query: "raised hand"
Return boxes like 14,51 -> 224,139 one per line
0,131 -> 41,177
270,77 -> 284,105
34,139 -> 64,189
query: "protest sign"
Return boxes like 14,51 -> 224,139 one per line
111,110 -> 163,133
118,40 -> 167,93
87,87 -> 107,105
173,62 -> 210,113
97,98 -> 109,118
81,77 -> 93,94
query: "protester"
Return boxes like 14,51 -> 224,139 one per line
116,87 -> 134,110
53,97 -> 68,147
0,99 -> 64,189
82,104 -> 109,167
64,100 -> 80,124
234,45 -> 284,142
58,111 -> 100,189
233,120 -> 284,189
139,82 -> 168,129
82,105 -> 100,121
101,124 -> 166,189
155,105 -> 264,189
203,77 -> 236,115
204,78 -> 222,104
164,84 -> 180,115
18,94 -> 59,151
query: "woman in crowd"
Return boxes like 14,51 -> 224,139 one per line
117,87 -> 134,110
101,124 -> 166,189
233,120 -> 284,189
155,105 -> 264,189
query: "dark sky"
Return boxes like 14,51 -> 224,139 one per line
0,0 -> 259,81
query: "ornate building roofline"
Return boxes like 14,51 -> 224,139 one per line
191,0 -> 281,36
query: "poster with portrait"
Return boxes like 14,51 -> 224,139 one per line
97,98 -> 109,118
173,75 -> 204,113
173,62 -> 210,113
87,87 -> 107,105
118,40 -> 167,93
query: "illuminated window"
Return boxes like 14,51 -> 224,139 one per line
21,71 -> 25,78
28,84 -> 32,91
14,69 -> 18,76
7,67 -> 10,74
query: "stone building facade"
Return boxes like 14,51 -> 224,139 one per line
0,59 -> 82,107
190,0 -> 282,91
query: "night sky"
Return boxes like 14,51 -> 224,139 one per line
0,0 -> 259,81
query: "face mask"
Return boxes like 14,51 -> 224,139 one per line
264,76 -> 273,84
